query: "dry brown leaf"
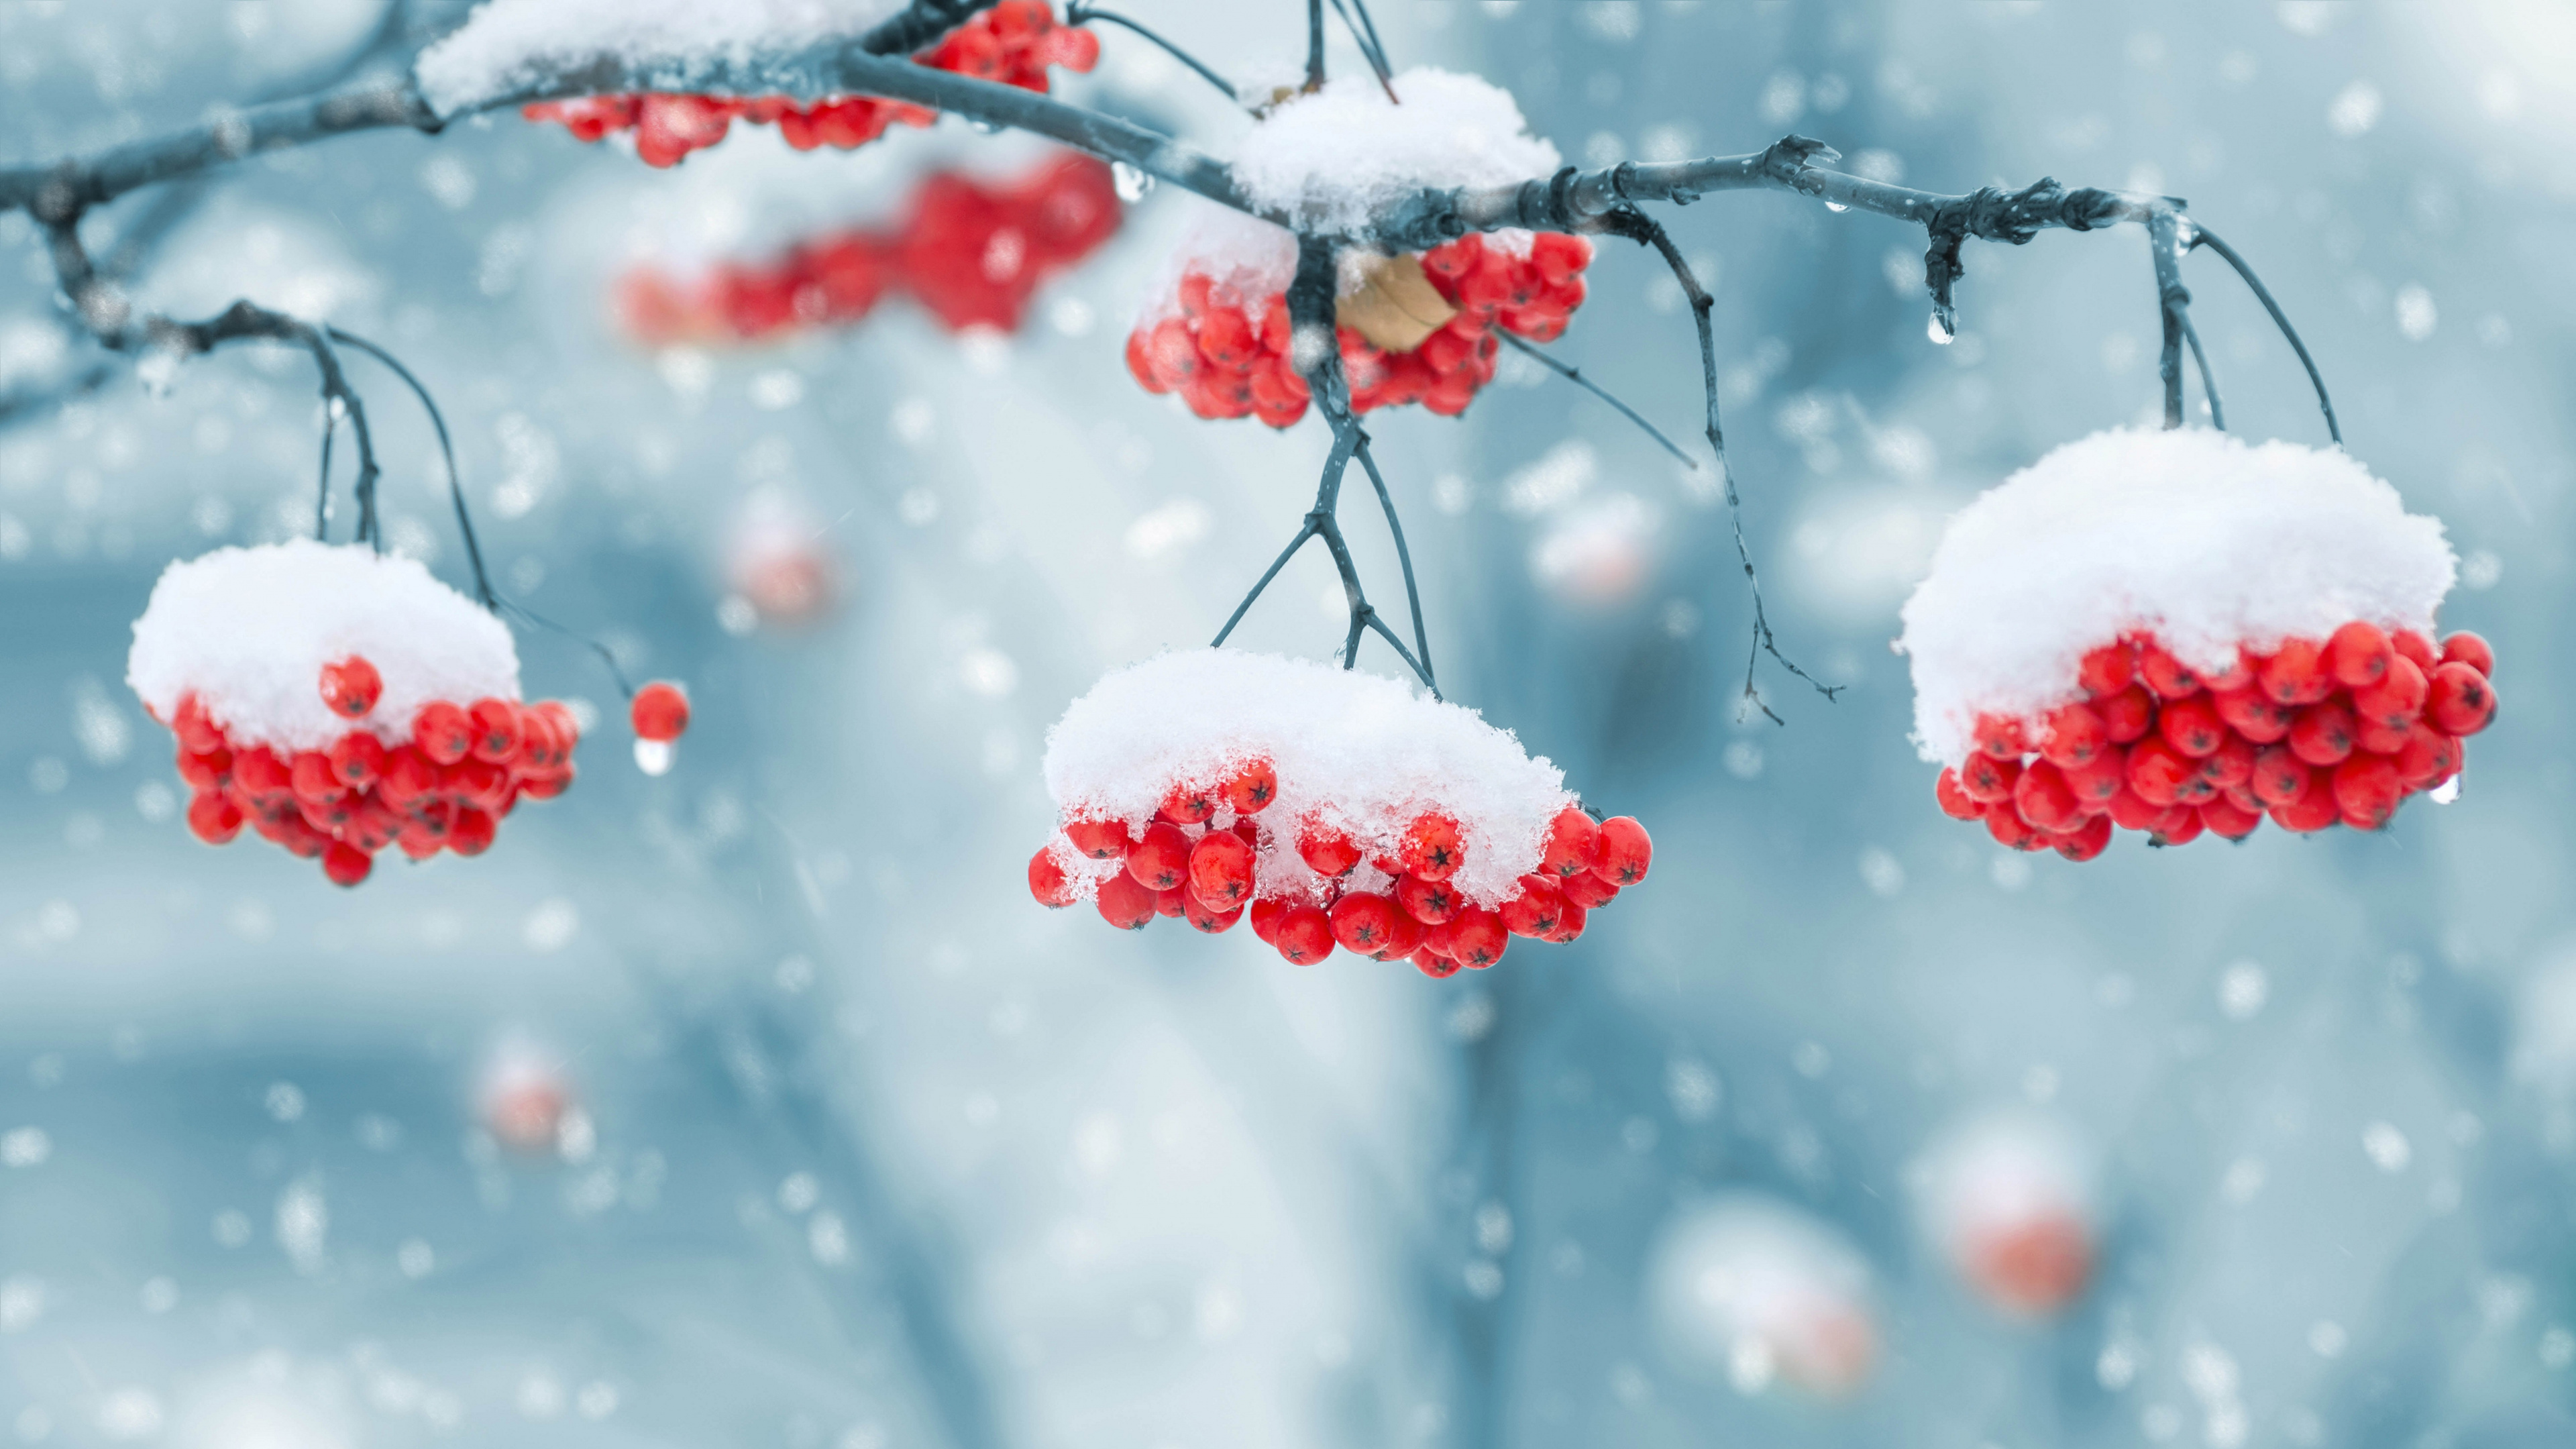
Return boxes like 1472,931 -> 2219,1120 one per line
1334,254 -> 1458,354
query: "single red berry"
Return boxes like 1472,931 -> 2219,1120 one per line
2096,684 -> 2156,744
2077,642 -> 2135,697
1542,900 -> 1588,944
2288,700 -> 2357,767
1593,817 -> 1651,885
2439,631 -> 2493,677
321,841 -> 374,886
1064,818 -> 1132,860
2136,641 -> 2201,699
2105,786 -> 2165,833
2053,814 -> 2114,861
2198,732 -> 2256,792
1986,806 -> 2041,851
2211,686 -> 2294,745
2157,696 -> 2226,758
1158,781 -> 1217,825
1973,714 -> 2029,759
518,768 -> 573,801
1367,906 -> 1426,961
172,692 -> 225,756
1538,807 -> 1601,878
631,682 -> 690,742
1096,869 -> 1159,929
2125,737 -> 2194,808
1028,847 -> 1077,908
232,745 -> 292,803
1184,896 -> 1244,933
450,759 -> 512,812
2012,761 -> 2084,833
1400,812 -> 1466,881
2425,661 -> 2496,735
186,790 -> 244,846
1498,877 -> 1566,937
2148,807 -> 2205,849
1559,869 -> 1620,909
448,806 -> 497,857
1413,948 -> 1462,979
415,700 -> 474,765
2394,724 -> 2462,791
1959,753 -> 2021,804
1934,767 -> 1983,820
2269,790 -> 2341,833
1248,896 -> 1289,944
1328,893 -> 1400,954
176,745 -> 232,792
1187,829 -> 1255,908
1297,822 -> 1362,877
1395,873 -> 1462,925
2200,650 -> 2253,693
1154,888 -> 1187,918
319,655 -> 382,718
2200,795 -> 2263,841
2259,638 -> 2334,706
2391,629 -> 2440,671
330,731 -> 387,790
2332,752 -> 2404,830
1221,758 -> 1278,814
2325,621 -> 2392,689
2351,655 -> 2427,736
2039,702 -> 2108,767
290,751 -> 344,804
468,698 -> 522,763
1448,909 -> 1508,969
1274,905 -> 1336,965
1125,821 -> 1192,892
2062,747 -> 2127,809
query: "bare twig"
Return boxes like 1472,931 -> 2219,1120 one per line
325,326 -> 497,606
1063,3 -> 1240,102
2189,225 -> 2341,445
1352,436 -> 1434,692
1326,0 -> 1397,102
1494,331 -> 1693,468
2148,206 -> 2192,429
2178,307 -> 2224,431
1303,0 -> 1326,91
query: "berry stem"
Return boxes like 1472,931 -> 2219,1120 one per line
2189,225 -> 2341,445
1062,3 -> 1240,103
1493,330 -> 1693,468
2149,205 -> 2192,431
325,327 -> 498,608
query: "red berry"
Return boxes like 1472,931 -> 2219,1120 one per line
2105,786 -> 2165,833
1028,848 -> 1076,908
415,700 -> 474,765
2332,752 -> 2404,830
322,841 -> 374,886
1959,753 -> 2021,804
1274,905 -> 1335,965
2287,700 -> 2357,767
1934,767 -> 1983,820
1155,888 -> 1188,919
1125,821 -> 1192,892
330,731 -> 386,789
2053,814 -> 2114,861
1096,870 -> 1158,929
2440,631 -> 2493,677
2125,737 -> 2194,808
172,692 -> 225,756
2391,629 -> 2439,671
2077,642 -> 2135,697
186,790 -> 243,845
1400,812 -> 1466,881
1973,714 -> 2029,759
1498,877 -> 1566,937
2325,621 -> 2392,689
2394,724 -> 2462,791
631,682 -> 690,742
2198,732 -> 2256,792
1159,781 -> 1217,825
2148,808 -> 2204,848
1413,948 -> 1462,979
1985,806 -> 2040,851
1539,807 -> 1601,878
449,806 -> 497,856
1064,818 -> 1132,860
2200,795 -> 2262,841
2157,696 -> 2226,758
1559,869 -> 1620,909
2012,761 -> 2084,833
1184,896 -> 1244,933
1367,905 -> 1426,961
232,746 -> 292,803
1297,822 -> 1361,877
176,745 -> 232,791
1222,758 -> 1279,814
319,655 -> 382,718
2062,747 -> 2127,809
1248,896 -> 1289,944
2351,655 -> 2427,735
2211,686 -> 2294,745
1187,829 -> 1255,908
2248,745 -> 2312,806
1448,909 -> 1508,969
2096,684 -> 2155,744
1394,873 -> 1462,925
2200,651 -> 2253,693
1542,900 -> 1588,944
2269,790 -> 2341,833
1328,893 -> 1401,953
2259,638 -> 2333,706
468,698 -> 522,763
2039,702 -> 2108,767
2136,641 -> 2201,698
1593,817 -> 1651,886
2425,661 -> 2496,735
290,751 -> 343,804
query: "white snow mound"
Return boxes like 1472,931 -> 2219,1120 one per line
1230,68 -> 1560,235
1898,428 -> 2456,766
1042,649 -> 1573,909
129,540 -> 520,754
415,0 -> 905,115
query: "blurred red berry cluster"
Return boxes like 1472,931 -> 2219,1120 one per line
1126,231 -> 1593,425
618,152 -> 1119,341
1028,761 -> 1650,977
159,655 -> 581,888
1937,624 -> 2496,857
522,1 -> 1099,168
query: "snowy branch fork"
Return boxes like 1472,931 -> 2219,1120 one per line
0,0 -> 2339,712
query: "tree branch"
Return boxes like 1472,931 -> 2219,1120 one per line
1063,3 -> 1240,102
2148,206 -> 2192,429
1493,331 -> 1693,468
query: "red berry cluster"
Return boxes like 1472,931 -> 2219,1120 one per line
158,655 -> 582,888
1124,231 -> 1593,425
522,1 -> 1099,168
1934,625 -> 2496,856
1026,763 -> 1651,978
619,152 -> 1120,343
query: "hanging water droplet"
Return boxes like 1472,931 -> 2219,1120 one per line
1927,312 -> 1954,345
2432,772 -> 2461,804
1824,201 -> 1849,213
1112,161 -> 1155,203
634,739 -> 674,776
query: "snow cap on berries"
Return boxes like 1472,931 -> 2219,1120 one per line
415,0 -> 908,115
1230,68 -> 1562,235
1898,429 -> 2457,767
1042,649 -> 1574,910
128,539 -> 519,754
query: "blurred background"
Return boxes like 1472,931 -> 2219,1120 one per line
0,1 -> 2569,1444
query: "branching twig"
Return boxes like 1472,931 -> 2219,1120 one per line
2178,307 -> 2224,431
325,326 -> 497,606
1493,331 -> 1693,468
1326,0 -> 1397,103
2189,226 -> 2341,445
1352,436 -> 1434,691
1063,3 -> 1240,102
1597,204 -> 1837,724
2148,206 -> 2192,430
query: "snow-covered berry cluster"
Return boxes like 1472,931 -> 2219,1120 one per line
1902,428 -> 2481,859
1031,649 -> 1648,976
1124,229 -> 1591,425
519,1 -> 1097,167
1935,624 -> 2492,854
619,152 -> 1118,342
